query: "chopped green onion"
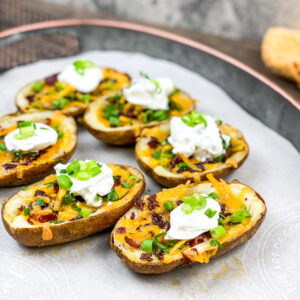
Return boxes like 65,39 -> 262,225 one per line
230,209 -> 251,223
149,79 -> 162,93
79,208 -> 92,218
109,116 -> 120,126
205,208 -> 217,218
153,232 -> 169,254
43,181 -> 54,188
169,99 -> 182,111
121,175 -> 138,188
62,192 -> 75,205
166,240 -> 177,248
164,201 -> 174,211
76,171 -> 90,181
168,89 -> 181,99
181,111 -> 207,128
210,240 -> 224,249
210,225 -> 227,238
59,169 -> 67,174
23,206 -> 30,216
52,98 -> 69,109
71,203 -> 81,212
177,162 -> 189,171
15,121 -> 35,140
54,83 -> 63,92
22,187 -> 28,191
141,239 -> 153,253
36,198 -> 45,206
56,174 -> 73,190
66,160 -> 80,176
0,144 -> 7,151
215,154 -> 225,162
52,124 -> 64,139
79,94 -> 91,102
32,81 -> 45,92
152,150 -> 162,160
161,140 -> 169,146
73,60 -> 95,76
107,188 -> 119,201
181,203 -> 193,214
208,192 -> 219,199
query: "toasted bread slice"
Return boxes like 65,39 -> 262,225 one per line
0,111 -> 77,187
135,122 -> 248,187
16,68 -> 131,117
2,164 -> 145,247
262,27 -> 300,86
111,176 -> 266,274
83,89 -> 195,145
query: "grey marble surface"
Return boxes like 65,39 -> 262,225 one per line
40,0 -> 299,42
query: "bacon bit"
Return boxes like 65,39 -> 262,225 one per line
113,175 -> 121,187
149,231 -> 155,237
26,95 -> 34,102
134,195 -> 144,210
125,236 -> 140,248
176,200 -> 183,206
194,163 -> 206,171
44,73 -> 58,86
170,155 -> 183,169
42,223 -> 53,241
155,249 -> 165,260
45,118 -> 51,126
53,181 -> 59,193
140,253 -> 153,261
3,163 -> 17,170
147,194 -> 159,210
130,212 -> 135,220
28,202 -> 33,211
116,227 -> 126,234
182,254 -> 192,265
37,213 -> 57,223
188,232 -> 212,247
151,212 -> 169,229
34,190 -> 47,197
147,136 -> 160,149
191,248 -> 198,254
18,205 -> 24,211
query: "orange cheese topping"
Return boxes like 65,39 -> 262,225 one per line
18,164 -> 140,226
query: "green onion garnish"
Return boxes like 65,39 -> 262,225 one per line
181,111 -> 207,128
73,60 -> 95,76
14,121 -> 35,140
210,225 -> 227,238
52,98 -> 69,109
62,192 -> 75,205
23,206 -> 30,216
32,81 -> 45,92
230,209 -> 251,223
152,150 -> 162,160
0,144 -> 7,151
204,208 -> 217,218
121,175 -> 138,188
36,198 -> 45,206
210,240 -> 224,249
141,239 -> 153,253
56,174 -> 73,190
22,187 -> 28,191
79,208 -> 92,218
164,201 -> 174,211
208,192 -> 219,199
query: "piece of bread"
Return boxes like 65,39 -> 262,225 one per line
2,164 -> 145,247
262,27 -> 300,86
0,111 -> 77,187
111,177 -> 266,274
16,68 -> 131,117
83,90 -> 195,145
135,122 -> 248,187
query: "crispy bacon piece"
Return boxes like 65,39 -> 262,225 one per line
36,213 -> 57,223
44,73 -> 58,86
125,236 -> 140,248
116,227 -> 126,234
53,181 -> 59,193
140,253 -> 153,261
18,205 -> 24,211
130,212 -> 135,220
113,175 -> 121,187
194,163 -> 206,171
3,163 -> 17,170
176,200 -> 183,206
134,195 -> 144,210
147,136 -> 160,149
151,212 -> 170,230
26,95 -> 34,102
170,155 -> 183,169
147,194 -> 159,210
34,190 -> 47,197
186,232 -> 212,247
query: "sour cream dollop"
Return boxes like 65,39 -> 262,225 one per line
54,161 -> 114,207
165,195 -> 221,240
123,77 -> 174,110
5,123 -> 58,152
58,63 -> 103,93
168,114 -> 228,162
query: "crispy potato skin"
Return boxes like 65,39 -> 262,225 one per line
0,111 -> 77,187
83,91 -> 195,146
111,181 -> 266,274
135,124 -> 249,187
2,165 -> 145,247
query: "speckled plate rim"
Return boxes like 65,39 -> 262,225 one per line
0,18 -> 299,111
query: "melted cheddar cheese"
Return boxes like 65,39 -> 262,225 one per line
24,68 -> 130,113
114,176 -> 252,264
0,111 -> 73,180
16,164 -> 140,226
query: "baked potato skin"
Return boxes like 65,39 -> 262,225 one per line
135,148 -> 249,188
2,165 -> 145,247
110,181 -> 266,274
83,91 -> 195,146
0,111 -> 77,187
